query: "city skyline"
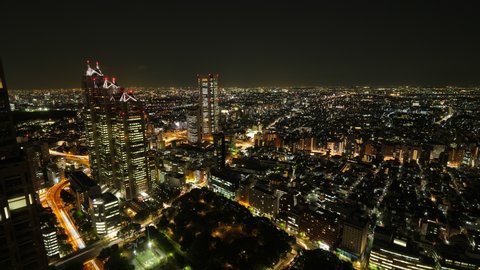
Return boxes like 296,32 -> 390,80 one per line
4,57 -> 480,269
1,1 -> 479,89
1,1 -> 480,269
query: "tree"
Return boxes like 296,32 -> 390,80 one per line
59,242 -> 73,255
133,209 -> 150,223
159,188 -> 294,269
97,247 -> 113,261
104,253 -> 134,270
63,262 -> 84,270
292,249 -> 354,270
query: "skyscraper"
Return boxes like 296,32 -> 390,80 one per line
186,106 -> 201,145
213,132 -> 226,168
90,192 -> 120,236
0,59 -> 48,269
113,90 -> 150,199
82,62 -> 150,200
198,74 -> 220,135
82,61 -> 115,187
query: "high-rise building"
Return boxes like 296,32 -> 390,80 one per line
213,132 -> 226,168
198,74 -> 220,135
0,59 -> 48,269
340,217 -> 368,258
82,61 -> 116,187
82,62 -> 150,200
25,142 -> 50,195
113,90 -> 150,199
186,106 -> 201,145
298,208 -> 340,250
90,192 -> 120,236
41,226 -> 59,258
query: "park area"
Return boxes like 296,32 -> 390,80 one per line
131,246 -> 165,269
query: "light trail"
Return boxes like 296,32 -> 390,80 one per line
85,259 -> 101,270
60,208 -> 86,249
45,180 -> 86,252
49,149 -> 89,160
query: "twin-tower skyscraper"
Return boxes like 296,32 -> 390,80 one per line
82,62 -> 150,200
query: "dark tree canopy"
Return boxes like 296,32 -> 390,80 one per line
291,249 -> 354,270
157,188 -> 294,270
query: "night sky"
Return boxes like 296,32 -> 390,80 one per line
1,1 -> 479,89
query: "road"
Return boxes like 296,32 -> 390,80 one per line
163,130 -> 187,145
49,149 -> 89,160
49,149 -> 90,166
54,238 -> 122,270
271,246 -> 298,270
45,180 -> 85,250
45,180 -> 104,269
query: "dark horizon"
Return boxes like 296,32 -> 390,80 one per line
1,1 -> 479,89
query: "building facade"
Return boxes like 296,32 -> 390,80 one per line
90,192 -> 120,236
198,74 -> 220,135
186,106 -> 201,144
82,62 -> 150,200
0,59 -> 48,269
209,169 -> 240,200
41,226 -> 59,258
340,217 -> 368,258
113,91 -> 150,199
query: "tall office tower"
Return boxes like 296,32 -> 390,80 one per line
187,106 -> 201,145
0,59 -> 48,269
82,61 -> 116,187
82,62 -> 150,200
213,132 -> 226,168
198,74 -> 220,135
113,90 -> 150,199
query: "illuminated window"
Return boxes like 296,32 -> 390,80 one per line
0,78 -> 3,88
8,196 -> 27,210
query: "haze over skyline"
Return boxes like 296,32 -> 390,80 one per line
1,0 -> 479,89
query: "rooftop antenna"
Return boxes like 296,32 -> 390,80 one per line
86,60 -> 95,76
86,60 -> 104,77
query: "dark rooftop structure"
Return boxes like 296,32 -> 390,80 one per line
68,171 -> 99,192
67,171 -> 101,210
